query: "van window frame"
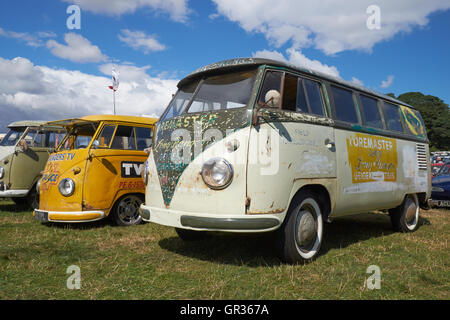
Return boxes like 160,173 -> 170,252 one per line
327,82 -> 361,126
259,68 -> 330,118
380,100 -> 406,134
92,122 -> 153,151
356,92 -> 386,130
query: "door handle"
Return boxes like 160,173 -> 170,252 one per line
325,139 -> 335,150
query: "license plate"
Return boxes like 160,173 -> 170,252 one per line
34,210 -> 49,222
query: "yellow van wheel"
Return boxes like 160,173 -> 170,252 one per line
389,194 -> 420,233
110,194 -> 143,226
277,191 -> 324,264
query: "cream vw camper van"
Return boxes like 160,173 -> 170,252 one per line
140,58 -> 430,263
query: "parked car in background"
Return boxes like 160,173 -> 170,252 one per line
430,162 -> 450,207
34,115 -> 157,225
0,121 -> 65,208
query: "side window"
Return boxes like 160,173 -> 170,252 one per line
258,71 -> 283,108
331,85 -> 358,123
303,79 -> 325,116
360,95 -> 383,129
24,129 -> 44,147
383,102 -> 404,132
135,127 -> 152,150
111,126 -> 136,150
98,125 -> 116,148
46,130 -> 66,148
282,74 -> 298,111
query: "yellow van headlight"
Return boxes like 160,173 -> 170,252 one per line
201,158 -> 233,190
0,166 -> 4,179
58,178 -> 75,197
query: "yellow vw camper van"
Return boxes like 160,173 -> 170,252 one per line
140,58 -> 430,263
35,115 -> 157,225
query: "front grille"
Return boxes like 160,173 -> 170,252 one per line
416,143 -> 427,171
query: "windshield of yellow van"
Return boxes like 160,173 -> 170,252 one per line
58,123 -> 98,151
0,128 -> 26,146
159,69 -> 257,122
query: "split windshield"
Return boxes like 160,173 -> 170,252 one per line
0,128 -> 26,146
160,69 -> 257,122
58,123 -> 98,151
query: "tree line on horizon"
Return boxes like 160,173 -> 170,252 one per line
387,92 -> 450,152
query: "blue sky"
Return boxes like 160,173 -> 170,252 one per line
0,0 -> 449,132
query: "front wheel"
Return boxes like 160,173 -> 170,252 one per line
276,191 -> 324,263
110,194 -> 143,226
389,194 -> 420,232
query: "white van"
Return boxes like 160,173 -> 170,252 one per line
140,58 -> 430,263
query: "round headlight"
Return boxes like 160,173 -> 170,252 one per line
58,178 -> 75,197
201,158 -> 233,190
0,166 -> 4,179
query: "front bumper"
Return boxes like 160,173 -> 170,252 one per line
0,189 -> 29,198
33,209 -> 105,223
139,204 -> 281,233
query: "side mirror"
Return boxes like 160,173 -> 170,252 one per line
92,140 -> 100,149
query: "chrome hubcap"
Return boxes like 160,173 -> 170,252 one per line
118,196 -> 142,224
296,208 -> 317,250
405,197 -> 418,226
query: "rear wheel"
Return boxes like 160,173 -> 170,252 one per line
110,194 -> 143,226
277,191 -> 324,263
389,194 -> 420,232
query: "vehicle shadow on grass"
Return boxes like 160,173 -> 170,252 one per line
41,218 -> 113,230
158,212 -> 431,267
0,203 -> 32,213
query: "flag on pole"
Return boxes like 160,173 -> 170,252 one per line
108,68 -> 119,91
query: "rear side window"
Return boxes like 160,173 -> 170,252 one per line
360,95 -> 383,129
331,85 -> 358,123
383,102 -> 404,132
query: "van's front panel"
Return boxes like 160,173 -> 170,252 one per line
145,108 -> 260,231
83,148 -> 147,212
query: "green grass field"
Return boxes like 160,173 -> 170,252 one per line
0,199 -> 448,300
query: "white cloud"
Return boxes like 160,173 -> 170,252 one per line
380,75 -> 394,88
46,33 -> 108,63
0,28 -> 43,47
212,0 -> 450,55
351,77 -> 364,86
61,0 -> 190,22
118,29 -> 165,54
0,57 -> 178,131
253,48 -> 340,78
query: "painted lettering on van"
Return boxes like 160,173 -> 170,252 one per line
48,153 -> 76,162
347,133 -> 398,184
121,162 -> 144,178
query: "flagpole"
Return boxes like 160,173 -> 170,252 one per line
113,89 -> 116,115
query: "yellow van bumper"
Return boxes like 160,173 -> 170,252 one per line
33,209 -> 105,223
